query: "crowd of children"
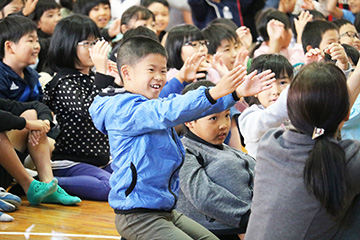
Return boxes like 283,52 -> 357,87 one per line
0,0 -> 360,239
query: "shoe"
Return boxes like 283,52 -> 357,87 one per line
0,199 -> 15,212
27,179 -> 58,205
0,187 -> 21,208
42,185 -> 81,205
0,211 -> 14,222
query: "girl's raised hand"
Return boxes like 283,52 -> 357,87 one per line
236,69 -> 276,97
176,52 -> 206,83
209,65 -> 247,100
234,49 -> 249,69
90,39 -> 111,75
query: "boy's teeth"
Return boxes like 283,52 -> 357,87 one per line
151,84 -> 160,89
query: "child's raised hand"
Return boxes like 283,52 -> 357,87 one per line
211,52 -> 229,77
234,50 -> 249,70
22,0 -> 38,16
90,39 -> 111,75
267,19 -> 285,41
324,43 -> 349,70
301,0 -> 315,10
176,52 -> 206,83
236,26 -> 252,50
236,69 -> 276,97
108,19 -> 121,38
294,11 -> 313,44
209,65 -> 247,100
305,48 -> 323,64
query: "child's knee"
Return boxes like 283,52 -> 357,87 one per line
20,109 -> 38,120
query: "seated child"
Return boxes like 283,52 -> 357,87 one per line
333,18 -> 360,51
0,15 -> 43,102
141,0 -> 169,42
178,80 -> 256,240
0,98 -> 80,208
73,0 -> 121,41
89,36 -> 275,239
327,0 -> 360,23
119,5 -> 155,34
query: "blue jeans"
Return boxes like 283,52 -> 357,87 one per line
53,163 -> 112,201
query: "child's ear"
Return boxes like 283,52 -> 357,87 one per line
4,41 -> 15,54
184,121 -> 194,129
306,45 -> 313,53
120,24 -> 128,34
120,65 -> 130,80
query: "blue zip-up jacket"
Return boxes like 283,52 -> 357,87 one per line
0,61 -> 43,102
89,85 -> 238,213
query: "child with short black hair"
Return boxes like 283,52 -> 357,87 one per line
89,36 -> 275,239
0,15 -> 42,102
141,0 -> 169,42
333,18 -> 360,51
120,5 -> 155,34
178,80 -> 256,240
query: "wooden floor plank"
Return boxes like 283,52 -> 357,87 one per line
0,197 -> 120,239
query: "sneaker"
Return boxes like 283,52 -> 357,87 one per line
0,187 -> 21,208
0,199 -> 15,212
27,179 -> 58,205
0,211 -> 14,222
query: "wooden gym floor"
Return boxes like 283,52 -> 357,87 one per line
0,196 -> 120,239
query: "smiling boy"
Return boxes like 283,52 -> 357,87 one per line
0,15 -> 42,102
89,36 -> 274,239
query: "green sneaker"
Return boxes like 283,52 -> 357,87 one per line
27,179 -> 58,205
42,186 -> 81,205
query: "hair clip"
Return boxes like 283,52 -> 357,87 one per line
312,127 -> 325,139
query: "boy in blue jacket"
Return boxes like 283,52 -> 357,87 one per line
89,36 -> 274,240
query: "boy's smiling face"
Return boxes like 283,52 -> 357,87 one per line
319,29 -> 340,51
216,38 -> 239,70
186,109 -> 231,145
123,53 -> 167,99
8,31 -> 40,67
37,8 -> 61,35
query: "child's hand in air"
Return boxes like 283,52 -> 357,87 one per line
209,65 -> 247,100
236,26 -> 252,50
324,43 -> 350,70
90,39 -> 111,75
234,50 -> 249,70
176,53 -> 206,83
236,69 -> 276,97
22,0 -> 38,16
305,48 -> 323,64
211,52 -> 229,77
267,19 -> 285,41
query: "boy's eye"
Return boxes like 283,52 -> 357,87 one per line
209,116 -> 217,121
226,114 -> 230,118
161,70 -> 167,74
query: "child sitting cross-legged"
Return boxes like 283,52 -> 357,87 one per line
178,80 -> 257,240
89,36 -> 275,240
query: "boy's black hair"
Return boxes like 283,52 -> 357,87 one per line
109,25 -> 158,62
342,43 -> 360,66
202,23 -> 238,55
245,54 -> 293,106
60,0 -> 73,11
31,0 -> 60,22
48,14 -> 100,71
116,36 -> 167,80
307,9 -> 326,21
73,0 -> 110,16
0,0 -> 11,10
209,18 -> 238,31
301,20 -> 338,53
181,80 -> 215,95
141,0 -> 169,8
121,5 -> 154,29
165,24 -> 205,70
0,15 -> 37,59
333,18 -> 353,29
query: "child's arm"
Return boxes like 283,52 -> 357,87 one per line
294,11 -> 313,45
267,19 -> 285,54
347,59 -> 360,108
327,0 -> 344,19
179,149 -> 251,228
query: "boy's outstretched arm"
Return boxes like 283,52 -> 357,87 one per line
235,69 -> 276,97
347,60 -> 360,108
209,65 -> 247,101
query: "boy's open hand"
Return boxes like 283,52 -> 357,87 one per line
177,52 -> 206,83
209,65 -> 247,100
211,52 -> 228,77
305,48 -> 323,64
236,69 -> 276,97
324,43 -> 349,70
90,39 -> 111,75
236,26 -> 252,50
